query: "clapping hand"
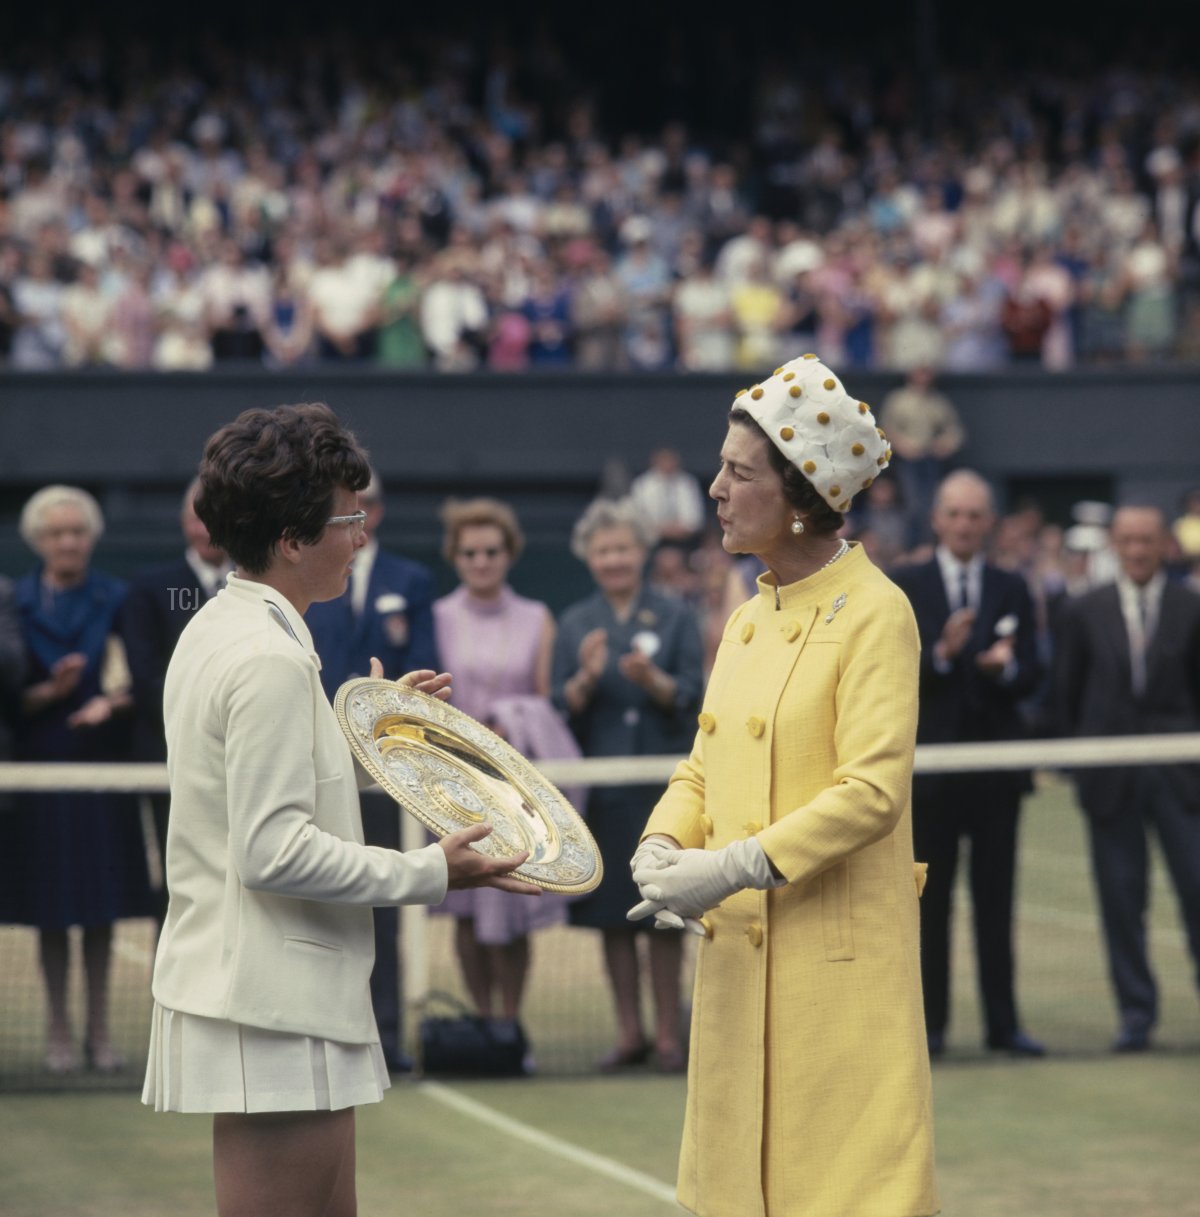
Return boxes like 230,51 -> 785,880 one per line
49,653 -> 87,700
578,628 -> 608,681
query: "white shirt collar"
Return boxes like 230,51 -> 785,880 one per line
1115,569 -> 1166,614
185,546 -> 232,597
351,538 -> 378,615
935,545 -> 984,606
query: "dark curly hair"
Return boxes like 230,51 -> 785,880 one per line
194,403 -> 371,574
728,406 -> 844,537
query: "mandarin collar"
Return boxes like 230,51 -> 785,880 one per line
756,543 -> 866,611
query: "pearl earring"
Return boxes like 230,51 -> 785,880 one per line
791,517 -> 805,536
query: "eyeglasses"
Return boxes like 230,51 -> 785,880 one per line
458,546 -> 505,560
326,510 -> 367,536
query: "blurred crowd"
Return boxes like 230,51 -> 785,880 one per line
2,33 -> 1200,373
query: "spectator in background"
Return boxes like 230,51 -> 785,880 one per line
375,251 -> 427,370
876,364 -> 966,546
729,255 -> 784,370
119,481 -> 231,931
304,471 -> 439,1072
1001,256 -> 1055,365
198,239 -> 270,362
891,471 -> 1045,1058
715,213 -> 774,285
2,486 -> 152,1074
570,246 -> 626,370
1121,219 -> 1178,361
615,217 -> 672,370
521,261 -> 573,368
308,237 -> 381,362
1054,506 -> 1200,1052
941,255 -> 1007,371
553,498 -> 703,1072
629,448 -> 707,548
108,260 -> 158,370
1076,245 -> 1128,364
420,250 -> 489,371
672,256 -> 733,371
11,250 -> 65,368
263,263 -> 314,368
433,499 -> 574,1039
60,261 -> 112,367
154,309 -> 215,371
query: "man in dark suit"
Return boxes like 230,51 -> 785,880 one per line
1054,505 -> 1200,1052
119,481 -> 230,928
304,471 -> 439,1072
892,469 -> 1045,1056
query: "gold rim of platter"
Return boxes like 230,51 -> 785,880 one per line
334,678 -> 603,895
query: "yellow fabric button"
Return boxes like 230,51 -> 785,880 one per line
747,716 -> 765,738
698,916 -> 714,939
740,622 -> 755,643
784,620 -> 801,642
742,820 -> 763,836
746,923 -> 763,948
700,814 -> 714,837
698,712 -> 716,734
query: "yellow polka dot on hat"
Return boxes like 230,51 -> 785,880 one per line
733,354 -> 890,512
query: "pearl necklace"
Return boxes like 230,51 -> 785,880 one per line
822,538 -> 850,568
774,539 -> 851,609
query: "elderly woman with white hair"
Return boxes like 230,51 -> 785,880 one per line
551,497 -> 704,1072
2,485 -> 151,1074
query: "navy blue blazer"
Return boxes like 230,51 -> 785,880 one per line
891,558 -> 1041,748
305,548 -> 439,702
119,557 -> 210,761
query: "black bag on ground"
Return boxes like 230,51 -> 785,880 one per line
418,992 -> 528,1077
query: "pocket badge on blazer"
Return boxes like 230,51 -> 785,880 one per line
375,593 -> 409,648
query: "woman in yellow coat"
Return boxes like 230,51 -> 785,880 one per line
631,354 -> 939,1217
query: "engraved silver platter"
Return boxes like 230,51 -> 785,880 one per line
334,678 -> 602,895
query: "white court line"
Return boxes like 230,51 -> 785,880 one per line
420,1079 -> 679,1207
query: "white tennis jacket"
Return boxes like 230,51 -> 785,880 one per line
151,574 -> 447,1043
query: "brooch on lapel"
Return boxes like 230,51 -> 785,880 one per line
824,593 -> 847,625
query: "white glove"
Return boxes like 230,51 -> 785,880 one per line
630,836 -> 679,875
628,837 -> 784,927
628,837 -> 706,933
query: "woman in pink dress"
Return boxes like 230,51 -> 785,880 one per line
433,499 -> 574,1024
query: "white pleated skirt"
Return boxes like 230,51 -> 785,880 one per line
141,1002 -> 391,1113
